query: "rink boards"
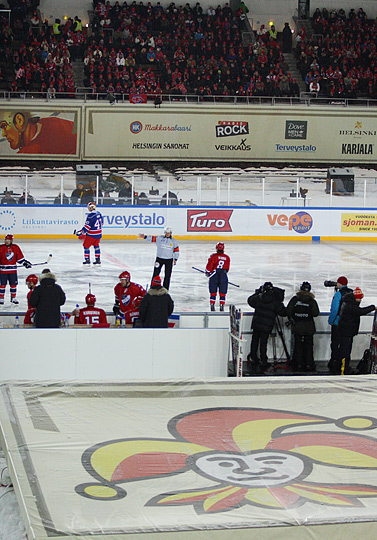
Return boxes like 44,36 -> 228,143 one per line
3,378 -> 377,540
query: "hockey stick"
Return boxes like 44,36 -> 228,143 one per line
6,254 -> 53,270
192,266 -> 240,288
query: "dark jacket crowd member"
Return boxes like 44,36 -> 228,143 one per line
139,276 -> 174,328
247,282 -> 286,372
29,269 -> 66,328
286,281 -> 319,372
337,287 -> 375,375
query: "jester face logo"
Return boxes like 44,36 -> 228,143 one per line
75,408 -> 377,513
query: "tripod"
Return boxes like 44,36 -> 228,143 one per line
268,317 -> 291,373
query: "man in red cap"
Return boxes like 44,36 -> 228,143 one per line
138,275 -> 174,328
327,276 -> 352,374
337,287 -> 375,374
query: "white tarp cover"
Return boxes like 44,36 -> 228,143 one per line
2,378 -> 377,540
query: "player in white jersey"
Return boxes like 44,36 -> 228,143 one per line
138,226 -> 179,290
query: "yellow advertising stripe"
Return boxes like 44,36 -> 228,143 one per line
14,235 -> 316,241
14,234 -> 377,242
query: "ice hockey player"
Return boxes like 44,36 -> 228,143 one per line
24,274 -> 38,324
71,294 -> 108,326
247,282 -> 286,373
286,281 -> 319,372
0,234 -> 32,304
113,271 -> 146,325
75,202 -> 103,265
138,226 -> 179,290
205,242 -> 230,311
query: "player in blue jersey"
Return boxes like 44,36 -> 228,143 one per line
75,202 -> 103,265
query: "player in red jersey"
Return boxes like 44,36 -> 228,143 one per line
24,274 -> 38,324
0,234 -> 31,304
113,271 -> 146,325
72,294 -> 109,326
205,242 -> 230,311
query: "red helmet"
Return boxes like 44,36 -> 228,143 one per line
216,242 -> 224,251
85,293 -> 96,306
26,274 -> 38,285
133,295 -> 143,308
119,271 -> 130,281
5,234 -> 13,242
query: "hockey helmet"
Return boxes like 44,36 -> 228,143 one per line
262,281 -> 274,293
133,295 -> 143,308
26,274 -> 38,285
119,270 -> 131,281
4,234 -> 13,243
86,293 -> 96,306
0,111 -> 39,132
87,201 -> 96,212
164,226 -> 173,235
300,281 -> 311,292
216,242 -> 224,251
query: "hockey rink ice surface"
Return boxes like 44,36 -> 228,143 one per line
3,239 -> 377,314
3,378 -> 377,540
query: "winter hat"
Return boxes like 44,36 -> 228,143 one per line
337,276 -> 348,286
151,276 -> 162,286
300,281 -> 311,292
353,287 -> 364,300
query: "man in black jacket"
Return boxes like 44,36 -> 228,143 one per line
29,269 -> 66,328
337,287 -> 375,374
286,281 -> 319,372
139,276 -> 174,328
247,282 -> 286,372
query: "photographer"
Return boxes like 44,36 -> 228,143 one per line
327,276 -> 352,374
247,282 -> 286,373
286,282 -> 319,372
337,287 -> 375,375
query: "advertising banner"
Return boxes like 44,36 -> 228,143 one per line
83,105 -> 377,163
0,107 -> 80,159
3,205 -> 377,240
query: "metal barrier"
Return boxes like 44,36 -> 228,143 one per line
1,90 -> 377,107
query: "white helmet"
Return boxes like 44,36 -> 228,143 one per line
87,202 -> 96,211
164,226 -> 173,234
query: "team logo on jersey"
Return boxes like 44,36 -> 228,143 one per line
122,294 -> 131,306
5,252 -> 14,261
187,210 -> 233,232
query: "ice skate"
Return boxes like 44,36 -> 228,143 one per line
0,299 -> 4,305
11,298 -> 19,305
220,304 -> 224,311
93,259 -> 101,266
210,304 -> 215,311
83,260 -> 91,265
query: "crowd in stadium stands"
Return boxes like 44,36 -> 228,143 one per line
84,0 -> 301,98
1,2 -> 377,99
0,2 -> 79,95
297,7 -> 377,98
